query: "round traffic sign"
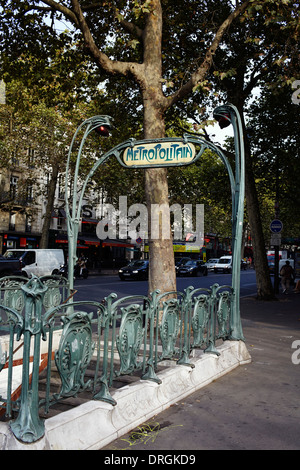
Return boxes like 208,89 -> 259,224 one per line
270,219 -> 283,233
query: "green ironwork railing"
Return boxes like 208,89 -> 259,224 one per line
0,275 -> 235,444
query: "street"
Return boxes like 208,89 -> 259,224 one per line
72,268 -> 258,303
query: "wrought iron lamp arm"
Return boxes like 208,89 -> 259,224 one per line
64,115 -> 113,292
213,103 -> 245,340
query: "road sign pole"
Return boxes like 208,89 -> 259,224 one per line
270,219 -> 282,294
274,246 -> 279,294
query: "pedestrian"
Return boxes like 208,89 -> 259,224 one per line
293,279 -> 300,293
280,260 -> 294,294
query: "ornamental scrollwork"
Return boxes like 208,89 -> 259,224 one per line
116,304 -> 144,375
191,294 -> 210,348
217,291 -> 231,338
55,311 -> 95,398
159,299 -> 181,360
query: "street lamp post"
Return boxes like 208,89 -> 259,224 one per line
64,115 -> 113,293
213,103 -> 245,340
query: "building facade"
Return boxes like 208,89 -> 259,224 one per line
0,158 -> 137,269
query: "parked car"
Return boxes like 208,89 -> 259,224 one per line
177,259 -> 208,277
214,256 -> 232,273
175,257 -> 191,274
0,254 -> 22,277
119,260 -> 149,280
205,258 -> 219,271
4,249 -> 64,277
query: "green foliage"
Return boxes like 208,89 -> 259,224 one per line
247,84 -> 300,241
0,0 -> 298,245
168,149 -> 232,236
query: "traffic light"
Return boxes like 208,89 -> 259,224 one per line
215,113 -> 231,129
94,125 -> 111,136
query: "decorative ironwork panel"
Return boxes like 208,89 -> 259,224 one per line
191,294 -> 210,348
3,280 -> 25,313
217,291 -> 232,339
55,311 -> 95,398
116,304 -> 144,375
42,279 -> 62,309
159,299 -> 181,360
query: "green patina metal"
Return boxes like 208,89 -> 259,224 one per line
116,304 -> 144,375
0,275 -> 70,442
55,311 -> 95,397
64,103 -> 245,340
9,277 -> 48,443
0,275 -> 236,442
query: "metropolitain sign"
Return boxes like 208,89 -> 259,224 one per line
122,141 -> 196,168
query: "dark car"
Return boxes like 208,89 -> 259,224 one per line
178,259 -> 208,277
175,257 -> 191,274
119,260 -> 149,280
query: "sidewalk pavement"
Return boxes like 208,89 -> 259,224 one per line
103,290 -> 300,451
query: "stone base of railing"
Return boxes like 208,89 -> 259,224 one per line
0,340 -> 251,450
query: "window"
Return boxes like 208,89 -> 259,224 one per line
22,251 -> 36,265
9,212 -> 16,231
10,176 -> 18,199
26,184 -> 33,202
45,173 -> 50,195
27,147 -> 35,167
58,174 -> 64,199
57,216 -> 64,229
25,215 -> 32,233
11,151 -> 19,167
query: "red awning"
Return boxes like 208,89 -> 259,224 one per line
102,241 -> 134,248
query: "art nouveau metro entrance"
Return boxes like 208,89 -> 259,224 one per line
65,103 -> 245,340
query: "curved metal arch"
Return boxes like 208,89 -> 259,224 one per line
182,134 -> 236,204
64,104 -> 245,341
65,115 -> 113,221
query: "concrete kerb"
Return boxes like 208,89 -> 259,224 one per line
0,340 -> 251,450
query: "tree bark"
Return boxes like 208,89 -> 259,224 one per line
39,164 -> 59,249
244,140 -> 275,300
140,0 -> 176,293
230,97 -> 275,300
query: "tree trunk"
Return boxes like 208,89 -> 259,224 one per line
39,165 -> 59,249
243,131 -> 275,300
144,166 -> 176,294
141,0 -> 176,294
142,86 -> 176,297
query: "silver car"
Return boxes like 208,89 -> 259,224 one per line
205,258 -> 219,271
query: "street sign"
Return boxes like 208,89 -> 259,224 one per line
270,219 -> 283,233
270,233 -> 281,246
122,141 -> 196,167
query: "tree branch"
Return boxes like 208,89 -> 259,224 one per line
163,0 -> 252,110
40,0 -> 144,80
39,0 -> 80,28
79,2 -> 144,38
118,19 -> 143,39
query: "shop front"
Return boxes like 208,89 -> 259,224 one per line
0,232 -> 40,254
49,229 -> 136,270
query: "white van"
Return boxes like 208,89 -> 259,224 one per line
4,249 -> 64,277
214,256 -> 232,273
